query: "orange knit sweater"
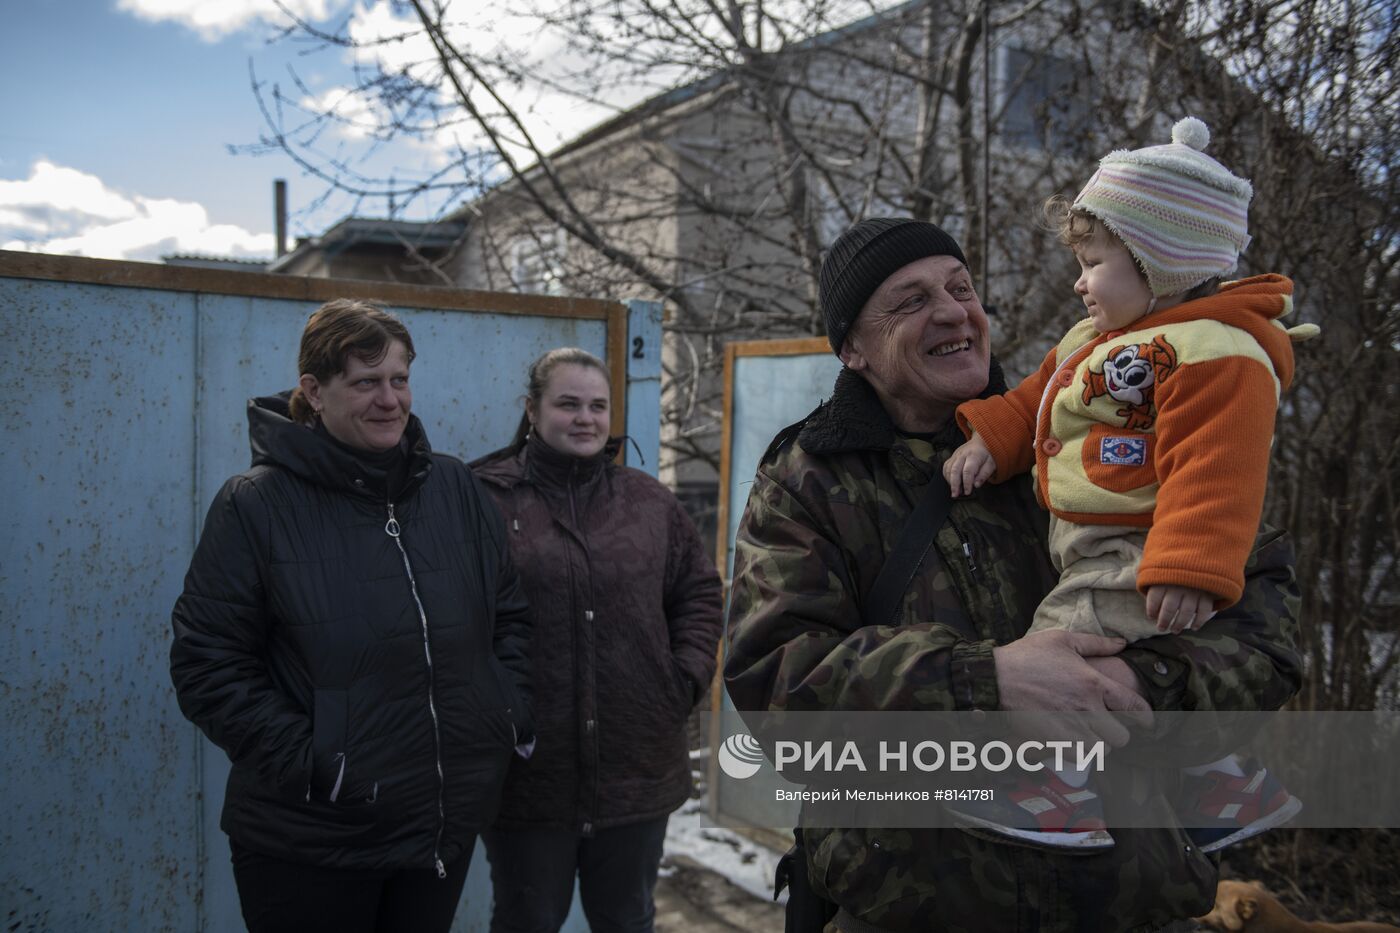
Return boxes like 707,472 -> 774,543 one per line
956,275 -> 1299,606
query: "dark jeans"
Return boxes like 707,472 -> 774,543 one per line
482,816 -> 669,933
230,838 -> 473,933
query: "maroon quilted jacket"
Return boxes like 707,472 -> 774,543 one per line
472,435 -> 722,832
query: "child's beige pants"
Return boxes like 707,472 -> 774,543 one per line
1028,517 -> 1160,643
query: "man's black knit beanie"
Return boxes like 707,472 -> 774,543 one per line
819,218 -> 968,355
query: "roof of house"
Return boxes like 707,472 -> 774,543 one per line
162,254 -> 270,271
457,0 -> 923,199
266,216 -> 467,274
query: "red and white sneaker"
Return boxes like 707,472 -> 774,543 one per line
948,773 -> 1115,851
1182,758 -> 1302,853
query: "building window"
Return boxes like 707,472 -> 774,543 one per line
999,46 -> 1091,152
509,229 -> 566,296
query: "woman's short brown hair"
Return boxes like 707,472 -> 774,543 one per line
288,299 -> 417,424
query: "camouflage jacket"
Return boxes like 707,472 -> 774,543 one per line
723,365 -> 1302,933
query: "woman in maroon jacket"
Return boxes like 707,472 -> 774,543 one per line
472,347 -> 722,933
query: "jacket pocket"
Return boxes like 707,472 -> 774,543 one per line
666,661 -> 696,715
488,659 -> 529,746
311,688 -> 347,800
646,646 -> 692,719
311,688 -> 378,806
1081,425 -> 1156,494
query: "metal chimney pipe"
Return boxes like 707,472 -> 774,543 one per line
274,179 -> 288,258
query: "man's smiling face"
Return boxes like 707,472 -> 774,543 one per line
839,254 -> 990,432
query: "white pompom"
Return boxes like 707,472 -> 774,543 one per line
1172,116 -> 1211,150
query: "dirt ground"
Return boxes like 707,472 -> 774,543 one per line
1204,828 -> 1400,928
655,854 -> 784,933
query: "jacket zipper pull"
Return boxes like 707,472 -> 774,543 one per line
512,518 -> 519,532
385,502 -> 401,538
962,541 -> 979,574
435,857 -> 446,880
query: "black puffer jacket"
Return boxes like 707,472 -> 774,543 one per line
472,435 -> 722,833
171,395 -> 532,873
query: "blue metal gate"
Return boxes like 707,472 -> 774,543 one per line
0,251 -> 661,932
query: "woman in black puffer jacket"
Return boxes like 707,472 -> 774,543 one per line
471,347 -> 722,933
171,300 -> 532,933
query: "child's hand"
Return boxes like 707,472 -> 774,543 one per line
1145,584 -> 1218,634
943,433 -> 997,497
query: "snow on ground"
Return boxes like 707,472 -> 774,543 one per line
663,751 -> 786,904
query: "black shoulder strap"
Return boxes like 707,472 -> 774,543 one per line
861,474 -> 974,639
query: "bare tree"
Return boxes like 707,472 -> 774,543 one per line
253,0 -> 1397,708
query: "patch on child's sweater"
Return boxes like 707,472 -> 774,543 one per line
1100,436 -> 1147,466
1081,334 -> 1179,431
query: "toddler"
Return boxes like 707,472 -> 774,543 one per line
944,117 -> 1313,851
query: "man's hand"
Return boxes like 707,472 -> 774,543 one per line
1084,655 -> 1147,699
943,432 -> 997,497
993,630 -> 1153,747
1145,584 -> 1217,633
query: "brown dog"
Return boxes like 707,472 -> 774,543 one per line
1195,879 -> 1400,932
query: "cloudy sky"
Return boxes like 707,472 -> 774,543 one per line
2,0 -> 890,264
0,0 -> 632,263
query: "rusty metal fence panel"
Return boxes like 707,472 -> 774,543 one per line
0,252 -> 660,933
3,276 -> 202,931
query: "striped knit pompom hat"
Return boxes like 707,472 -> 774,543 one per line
1073,116 -> 1253,297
